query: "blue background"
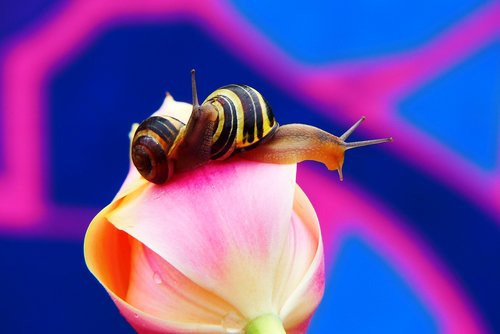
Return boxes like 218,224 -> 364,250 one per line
1,0 -> 498,333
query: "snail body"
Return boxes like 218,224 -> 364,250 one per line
132,70 -> 392,184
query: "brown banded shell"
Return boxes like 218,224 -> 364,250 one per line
131,116 -> 184,184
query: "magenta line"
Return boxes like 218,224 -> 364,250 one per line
0,0 -> 497,226
0,1 -> 492,330
390,1 -> 500,96
194,0 -> 500,220
192,0 -> 311,83
295,3 -> 500,220
297,165 -> 490,334
0,0 -> 190,226
0,205 -> 97,240
1,39 -> 45,225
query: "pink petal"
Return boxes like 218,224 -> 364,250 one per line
84,210 -> 232,333
126,239 -> 244,328
84,96 -> 324,332
106,159 -> 297,319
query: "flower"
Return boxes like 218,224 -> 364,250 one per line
84,95 -> 324,333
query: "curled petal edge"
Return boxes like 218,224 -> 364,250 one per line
84,175 -> 322,333
84,178 -> 323,333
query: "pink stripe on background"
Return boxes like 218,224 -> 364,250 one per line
0,2 -> 491,331
297,165 -> 490,334
1,0 -> 498,227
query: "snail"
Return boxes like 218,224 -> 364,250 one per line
131,70 -> 393,184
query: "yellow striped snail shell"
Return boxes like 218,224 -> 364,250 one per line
132,70 -> 392,185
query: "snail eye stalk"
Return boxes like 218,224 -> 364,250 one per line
131,70 -> 393,185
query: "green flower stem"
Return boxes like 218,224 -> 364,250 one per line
245,314 -> 286,334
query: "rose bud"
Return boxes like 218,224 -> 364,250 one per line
84,95 -> 324,333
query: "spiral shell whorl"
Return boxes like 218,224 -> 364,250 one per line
131,116 -> 183,184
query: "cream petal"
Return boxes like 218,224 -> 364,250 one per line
126,239 -> 245,330
280,186 -> 324,330
152,94 -> 192,123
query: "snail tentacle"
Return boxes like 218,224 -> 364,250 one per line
239,119 -> 392,181
131,70 -> 392,184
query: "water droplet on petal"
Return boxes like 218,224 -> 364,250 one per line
133,313 -> 139,319
153,271 -> 163,284
221,312 -> 242,333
